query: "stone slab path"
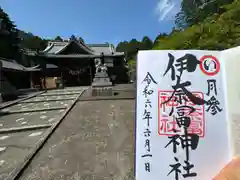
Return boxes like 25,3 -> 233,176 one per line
0,87 -> 87,180
18,99 -> 135,180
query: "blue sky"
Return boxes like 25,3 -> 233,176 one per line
1,0 -> 181,45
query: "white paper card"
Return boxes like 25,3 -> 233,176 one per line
135,50 -> 232,180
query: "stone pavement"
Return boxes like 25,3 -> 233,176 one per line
0,91 -> 43,109
0,87 -> 87,180
7,83 -> 240,180
18,99 -> 135,180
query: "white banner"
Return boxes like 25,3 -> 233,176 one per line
135,50 -> 232,180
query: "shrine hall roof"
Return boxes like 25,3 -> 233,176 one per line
39,53 -> 124,58
43,40 -> 95,55
41,40 -> 123,56
0,57 -> 41,71
87,44 -> 116,54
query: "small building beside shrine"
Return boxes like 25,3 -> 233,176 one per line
0,57 -> 41,100
25,37 -> 129,87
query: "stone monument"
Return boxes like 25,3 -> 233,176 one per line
92,58 -> 113,96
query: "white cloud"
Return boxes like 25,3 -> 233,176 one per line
155,0 -> 181,21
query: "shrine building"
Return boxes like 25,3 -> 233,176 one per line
25,37 -> 129,87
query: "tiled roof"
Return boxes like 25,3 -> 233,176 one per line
0,58 -> 41,71
88,44 -> 114,54
44,42 -> 69,54
42,39 -> 121,56
43,40 -> 94,55
40,53 -> 124,58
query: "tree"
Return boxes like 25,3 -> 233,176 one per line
0,6 -> 21,60
18,30 -> 48,51
175,0 -> 234,28
54,36 -> 63,41
116,37 -> 153,61
176,0 -> 204,28
125,39 -> 141,60
116,41 -> 129,52
21,35 -> 48,51
153,33 -> 168,46
141,36 -> 153,50
154,0 -> 240,50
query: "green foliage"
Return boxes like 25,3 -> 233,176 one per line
176,0 -> 235,28
116,36 -> 153,61
153,33 -> 168,46
154,0 -> 240,50
0,5 -> 50,63
128,59 -> 136,69
141,36 -> 153,50
54,36 -> 63,41
0,6 -> 21,60
20,32 -> 48,51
